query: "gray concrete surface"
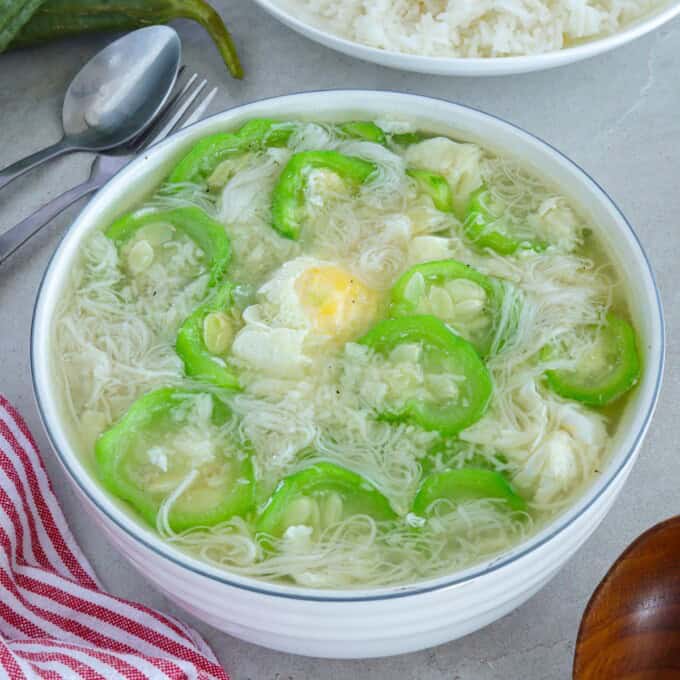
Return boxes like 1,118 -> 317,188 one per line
1,3 -> 679,678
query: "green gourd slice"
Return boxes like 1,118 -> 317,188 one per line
256,462 -> 395,539
168,118 -> 295,185
95,388 -> 253,532
270,150 -> 377,240
358,315 -> 493,435
545,312 -> 641,407
175,281 -> 241,390
106,206 -> 230,287
390,259 -> 511,357
465,186 -> 545,255
406,168 -> 455,212
413,468 -> 527,515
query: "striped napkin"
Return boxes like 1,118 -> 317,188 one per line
0,395 -> 230,680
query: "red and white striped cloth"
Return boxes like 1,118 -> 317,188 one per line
0,395 -> 230,680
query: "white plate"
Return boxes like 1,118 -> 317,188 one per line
253,0 -> 680,76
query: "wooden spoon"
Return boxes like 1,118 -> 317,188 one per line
574,516 -> 680,679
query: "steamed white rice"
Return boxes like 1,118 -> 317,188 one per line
277,0 -> 664,58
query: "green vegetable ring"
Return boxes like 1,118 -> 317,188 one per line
359,315 -> 493,435
175,281 -> 241,390
271,150 -> 377,239
95,388 -> 254,532
390,259 -> 506,357
413,468 -> 527,516
465,186 -> 545,255
168,118 -> 295,186
338,121 -> 387,145
256,462 -> 395,539
545,312 -> 641,407
106,205 -> 230,287
406,168 -> 454,213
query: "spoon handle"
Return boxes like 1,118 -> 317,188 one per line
0,178 -> 101,265
0,138 -> 72,191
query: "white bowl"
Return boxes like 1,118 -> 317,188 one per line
32,91 -> 664,659
252,0 -> 680,76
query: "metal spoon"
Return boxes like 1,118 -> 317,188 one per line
0,25 -> 181,191
573,516 -> 680,679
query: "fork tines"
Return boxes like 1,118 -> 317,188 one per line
129,69 -> 218,153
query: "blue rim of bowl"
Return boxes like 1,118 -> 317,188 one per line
31,90 -> 666,603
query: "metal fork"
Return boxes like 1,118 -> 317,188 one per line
0,72 -> 218,265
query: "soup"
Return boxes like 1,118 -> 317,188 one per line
55,118 -> 641,588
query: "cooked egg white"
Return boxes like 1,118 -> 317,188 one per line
232,257 -> 380,377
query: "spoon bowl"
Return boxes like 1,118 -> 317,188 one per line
574,516 -> 680,679
61,25 -> 181,147
0,25 -> 181,190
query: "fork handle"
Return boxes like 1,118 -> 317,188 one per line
0,178 -> 102,265
0,138 -> 73,191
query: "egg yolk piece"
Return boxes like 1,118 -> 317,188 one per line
295,266 -> 379,344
